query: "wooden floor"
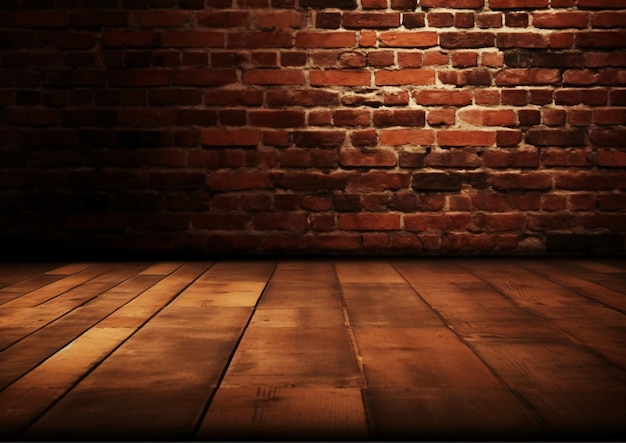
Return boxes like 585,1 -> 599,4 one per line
0,258 -> 625,441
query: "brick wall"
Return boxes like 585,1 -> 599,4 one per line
1,0 -> 625,258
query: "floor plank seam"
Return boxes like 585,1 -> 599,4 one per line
8,262 -> 211,439
334,263 -> 376,440
459,262 -> 626,373
190,261 -> 279,441
390,261 -> 555,437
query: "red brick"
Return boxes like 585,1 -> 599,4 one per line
339,149 -> 397,168
459,109 -> 516,126
598,150 -> 626,168
440,32 -> 495,48
533,12 -> 589,29
497,33 -> 548,49
413,89 -> 473,106
296,31 -> 356,48
266,89 -> 338,107
132,10 -> 189,27
201,129 -> 261,146
229,30 -> 294,48
489,0 -> 548,8
375,69 -> 435,86
374,109 -> 425,127
576,31 -> 626,48
207,171 -> 272,190
348,172 -> 410,191
379,31 -> 438,48
590,128 -> 626,146
594,108 -> 626,125
253,213 -> 308,232
339,213 -> 401,231
256,10 -> 304,28
445,233 -> 497,252
310,70 -> 371,86
491,172 -> 553,191
333,109 -> 371,126
350,129 -> 378,147
380,129 -> 435,146
495,69 -> 560,86
174,69 -> 237,85
343,12 -> 401,29
243,69 -> 305,85
540,148 -> 593,167
420,0 -> 484,7
437,130 -> 496,147
592,11 -> 626,28
578,0 -> 626,7
292,130 -> 346,147
404,213 -> 472,232
162,31 -> 224,47
424,150 -> 481,169
368,51 -> 395,67
197,10 -> 249,27
427,109 -> 456,126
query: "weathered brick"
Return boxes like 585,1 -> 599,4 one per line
438,130 -> 496,147
413,89 -> 473,106
375,69 -> 435,86
201,129 -> 261,146
343,13 -> 401,29
380,129 -> 435,146
440,32 -> 494,49
489,0 -> 548,8
379,31 -> 438,48
526,129 -> 586,146
412,172 -> 463,192
339,213 -> 401,231
310,70 -> 371,86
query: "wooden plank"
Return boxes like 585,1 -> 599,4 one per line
394,261 -> 566,340
353,326 -> 504,389
0,271 -> 167,390
364,387 -> 546,441
0,275 -> 65,304
221,327 -> 362,388
199,260 -> 367,440
554,260 -> 626,295
250,261 -> 345,328
96,262 -> 211,328
1,264 -> 115,308
575,260 -> 626,274
460,260 -> 591,310
197,387 -> 369,441
138,262 -> 182,275
23,305 -> 255,441
0,263 -> 61,289
461,260 -> 626,368
335,260 -> 406,284
0,327 -> 135,440
467,339 -> 626,439
519,259 -> 626,313
44,263 -> 93,275
0,306 -> 69,351
168,261 -> 275,308
267,260 -> 337,283
341,283 -> 443,328
0,265 -> 148,350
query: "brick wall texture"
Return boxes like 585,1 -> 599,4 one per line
1,0 -> 626,257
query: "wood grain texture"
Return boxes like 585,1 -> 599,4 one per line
0,258 -> 624,441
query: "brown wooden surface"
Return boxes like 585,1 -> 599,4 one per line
0,258 -> 625,441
